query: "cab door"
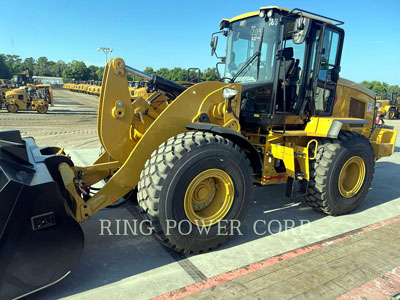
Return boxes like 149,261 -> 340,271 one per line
311,24 -> 344,116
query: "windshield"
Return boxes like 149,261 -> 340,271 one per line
12,76 -> 25,84
224,15 -> 279,83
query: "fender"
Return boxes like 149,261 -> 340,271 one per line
185,123 -> 263,175
327,119 -> 368,138
304,117 -> 369,138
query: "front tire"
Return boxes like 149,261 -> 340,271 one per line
302,131 -> 375,215
138,132 -> 253,254
387,108 -> 396,120
37,104 -> 48,114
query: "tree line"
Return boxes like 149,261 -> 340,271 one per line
0,54 -> 219,83
1,54 -> 398,93
360,81 -> 400,97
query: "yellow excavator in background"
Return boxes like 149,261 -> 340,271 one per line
0,6 -> 396,299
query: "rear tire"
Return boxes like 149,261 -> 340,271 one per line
138,132 -> 253,254
7,104 -> 18,113
302,131 -> 375,216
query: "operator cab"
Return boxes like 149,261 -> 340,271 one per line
212,6 -> 344,131
388,92 -> 399,105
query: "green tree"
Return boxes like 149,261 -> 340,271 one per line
23,57 -> 35,76
88,65 -> 99,80
62,61 -> 90,82
71,61 -> 90,80
360,80 -> 400,97
62,68 -> 75,82
201,68 -> 218,81
156,67 -> 170,79
95,67 -> 104,81
50,60 -> 67,77
35,56 -> 50,76
4,55 -> 22,74
143,67 -> 155,74
0,55 -> 11,78
0,52 -> 221,84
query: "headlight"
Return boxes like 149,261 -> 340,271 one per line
222,87 -> 238,99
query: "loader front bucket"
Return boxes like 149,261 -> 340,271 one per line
0,130 -> 84,299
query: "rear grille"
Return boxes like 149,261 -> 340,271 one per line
349,98 -> 365,127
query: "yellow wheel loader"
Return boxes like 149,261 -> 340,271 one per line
10,70 -> 32,88
0,6 -> 397,299
95,82 -> 102,95
377,92 -> 400,120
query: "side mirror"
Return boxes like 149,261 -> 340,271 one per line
293,16 -> 311,44
210,36 -> 218,56
329,67 -> 340,83
277,47 -> 294,60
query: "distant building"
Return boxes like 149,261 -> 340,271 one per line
32,76 -> 63,85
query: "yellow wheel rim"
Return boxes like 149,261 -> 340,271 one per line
8,104 -> 17,113
390,110 -> 395,118
184,169 -> 234,227
37,105 -> 47,113
338,156 -> 366,198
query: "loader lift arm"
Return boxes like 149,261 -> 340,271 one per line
59,58 -> 240,222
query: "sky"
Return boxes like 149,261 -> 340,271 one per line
0,0 -> 399,85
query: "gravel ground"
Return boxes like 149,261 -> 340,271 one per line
1,89 -> 398,150
0,89 -> 101,149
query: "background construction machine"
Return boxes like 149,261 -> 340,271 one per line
0,90 -> 4,110
0,80 -> 9,109
377,92 -> 400,119
0,79 -> 11,88
0,6 -> 396,299
9,70 -> 41,88
64,81 -> 102,96
4,84 -> 54,113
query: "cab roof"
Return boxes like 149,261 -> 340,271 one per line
220,6 -> 334,27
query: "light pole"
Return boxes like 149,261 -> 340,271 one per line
97,47 -> 113,63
